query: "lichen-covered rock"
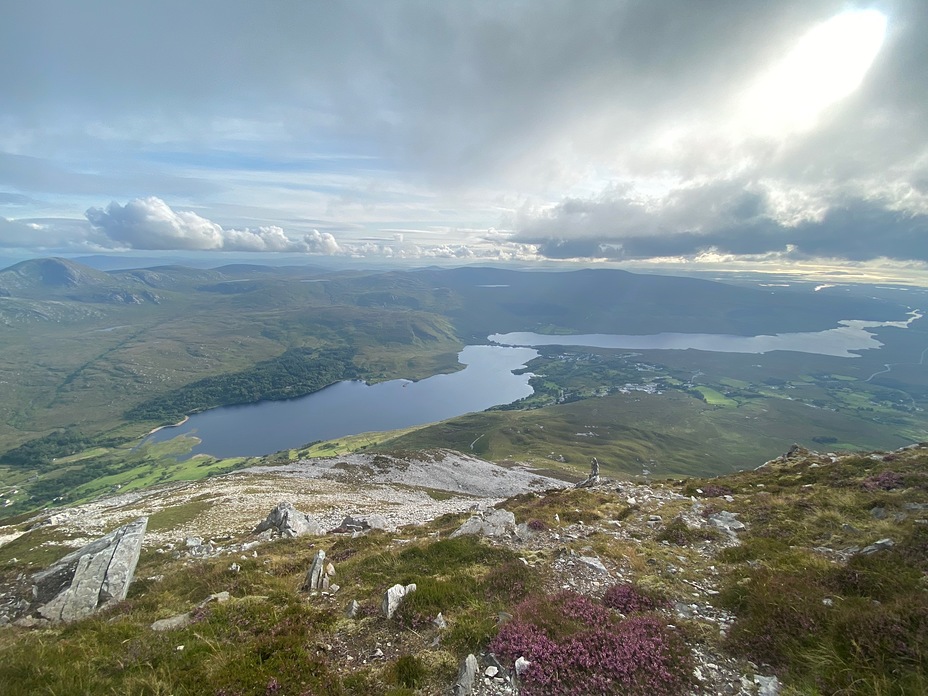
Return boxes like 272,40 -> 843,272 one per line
708,510 -> 745,536
33,517 -> 147,622
151,612 -> 193,632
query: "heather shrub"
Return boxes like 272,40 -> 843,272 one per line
655,517 -> 690,545
896,524 -> 928,572
721,570 -> 828,667
530,617 -> 691,696
717,536 -> 790,563
492,619 -> 558,664
602,582 -> 670,614
654,516 -> 701,546
861,471 -> 905,491
700,484 -> 733,497
490,591 -> 692,696
832,595 -> 928,671
527,518 -> 547,531
482,559 -> 540,604
825,550 -> 922,601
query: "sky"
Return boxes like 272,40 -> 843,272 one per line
1,0 -> 927,277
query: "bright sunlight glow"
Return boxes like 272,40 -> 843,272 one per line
740,9 -> 887,136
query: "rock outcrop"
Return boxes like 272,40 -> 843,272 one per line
32,517 -> 147,622
382,582 -> 417,619
450,508 -> 516,538
336,513 -> 393,533
708,510 -> 745,538
302,550 -> 334,592
253,501 -> 323,538
453,653 -> 479,696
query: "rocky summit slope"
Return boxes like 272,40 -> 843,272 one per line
0,444 -> 926,695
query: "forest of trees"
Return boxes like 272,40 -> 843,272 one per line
0,429 -> 128,469
125,347 -> 357,424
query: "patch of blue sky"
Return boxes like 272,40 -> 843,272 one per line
265,181 -> 432,203
140,149 -> 391,175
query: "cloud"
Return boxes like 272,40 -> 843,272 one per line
302,229 -> 341,254
517,184 -> 928,262
85,197 -> 339,253
0,216 -> 100,250
0,217 -> 44,248
2,1 -> 928,266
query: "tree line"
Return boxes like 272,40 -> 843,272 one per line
125,347 -> 357,424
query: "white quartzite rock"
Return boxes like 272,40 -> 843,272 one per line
33,517 -> 148,623
450,508 -> 516,538
708,510 -> 745,536
254,501 -> 323,538
755,674 -> 782,695
453,653 -> 479,695
303,550 -> 329,592
578,555 -> 609,574
382,582 -> 417,619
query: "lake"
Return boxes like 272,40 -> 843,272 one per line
145,345 -> 538,458
148,312 -> 920,458
489,314 -> 922,358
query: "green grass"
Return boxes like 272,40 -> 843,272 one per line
52,446 -> 111,463
377,386 -> 919,478
146,497 -> 217,533
693,386 -> 737,407
298,425 -> 433,459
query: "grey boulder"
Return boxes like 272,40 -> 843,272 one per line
450,508 -> 516,538
33,517 -> 147,623
254,501 -> 324,538
340,513 -> 393,533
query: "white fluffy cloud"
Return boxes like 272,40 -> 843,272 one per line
85,197 -> 339,253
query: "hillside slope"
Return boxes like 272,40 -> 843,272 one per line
0,443 -> 925,694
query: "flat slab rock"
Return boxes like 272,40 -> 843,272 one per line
32,517 -> 147,623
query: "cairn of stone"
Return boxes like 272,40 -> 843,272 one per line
574,456 -> 601,488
